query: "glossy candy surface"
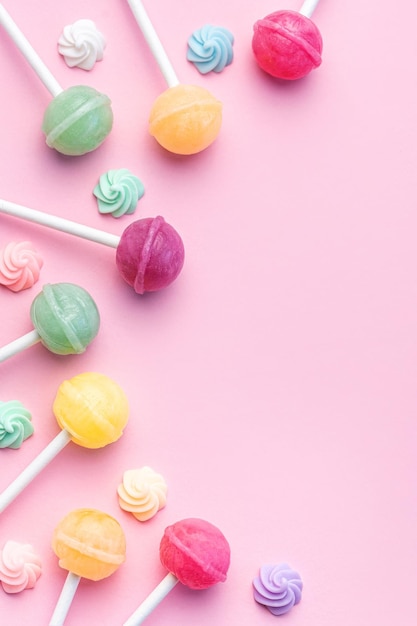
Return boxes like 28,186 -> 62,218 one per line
52,508 -> 126,581
53,372 -> 129,448
42,85 -> 113,155
149,84 -> 222,155
160,518 -> 230,589
252,10 -> 322,80
30,283 -> 100,355
116,216 -> 185,294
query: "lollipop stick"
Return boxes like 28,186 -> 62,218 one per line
0,3 -> 62,96
0,429 -> 71,513
299,0 -> 321,18
0,329 -> 41,363
0,199 -> 120,248
126,0 -> 179,88
123,572 -> 179,625
49,572 -> 81,626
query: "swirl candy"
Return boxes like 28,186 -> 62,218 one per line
0,241 -> 43,292
0,4 -> 113,155
0,372 -> 129,514
252,0 -> 323,80
94,169 -> 145,218
0,541 -> 42,593
187,25 -> 234,74
50,509 -> 126,626
126,0 -> 222,155
253,563 -> 303,615
0,199 -> 185,295
0,400 -> 34,449
118,466 -> 167,521
58,19 -> 106,70
123,518 -> 230,625
0,282 -> 100,363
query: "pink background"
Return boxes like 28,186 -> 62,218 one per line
1,0 -> 417,624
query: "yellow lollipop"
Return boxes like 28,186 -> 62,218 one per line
50,509 -> 126,625
54,372 -> 129,449
126,0 -> 222,155
0,373 -> 129,514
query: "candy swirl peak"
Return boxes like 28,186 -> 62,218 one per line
94,169 -> 145,218
187,24 -> 234,74
253,563 -> 303,615
0,241 -> 43,292
0,541 -> 42,593
0,400 -> 34,449
117,466 -> 167,521
58,19 -> 106,71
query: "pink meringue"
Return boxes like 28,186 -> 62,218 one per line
0,241 -> 43,292
0,540 -> 42,593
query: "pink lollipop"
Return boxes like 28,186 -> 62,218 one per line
252,0 -> 323,80
0,199 -> 184,294
123,518 -> 230,625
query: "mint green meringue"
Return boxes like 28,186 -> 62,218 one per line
94,169 -> 145,218
0,400 -> 34,449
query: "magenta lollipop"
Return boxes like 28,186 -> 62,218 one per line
0,199 -> 184,294
252,0 -> 323,80
123,518 -> 230,625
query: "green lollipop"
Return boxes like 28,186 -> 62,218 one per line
0,4 -> 113,155
0,283 -> 100,362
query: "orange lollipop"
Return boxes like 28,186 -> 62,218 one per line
126,0 -> 222,155
49,509 -> 126,625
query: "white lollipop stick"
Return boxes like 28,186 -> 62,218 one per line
123,573 -> 179,626
0,429 -> 71,514
0,3 -> 62,96
49,572 -> 81,626
126,0 -> 179,88
0,199 -> 120,248
0,329 -> 41,362
299,0 -> 321,18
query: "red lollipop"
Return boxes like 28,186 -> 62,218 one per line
123,518 -> 230,624
252,0 -> 323,80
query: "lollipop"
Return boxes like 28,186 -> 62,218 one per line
252,0 -> 323,80
123,518 -> 230,625
126,0 -> 222,155
49,509 -> 126,626
0,199 -> 185,294
0,282 -> 100,362
0,372 -> 129,514
0,3 -> 113,155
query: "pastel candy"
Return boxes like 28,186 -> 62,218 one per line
149,84 -> 222,155
52,508 -> 126,581
252,10 -> 322,80
42,85 -> 113,156
187,25 -> 234,74
53,372 -> 129,449
0,541 -> 42,593
30,283 -> 100,355
160,518 -> 231,589
116,216 -> 185,294
0,241 -> 43,292
0,400 -> 34,449
253,563 -> 303,615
